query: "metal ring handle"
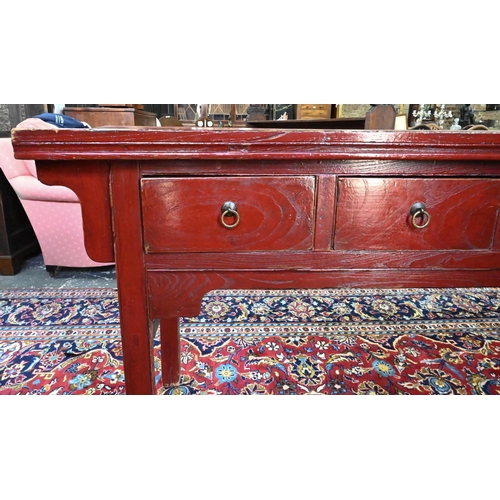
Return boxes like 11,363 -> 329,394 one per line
410,202 -> 431,229
220,201 -> 240,228
411,209 -> 431,229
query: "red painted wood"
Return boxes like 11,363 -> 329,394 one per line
110,161 -> 156,395
314,175 -> 336,250
141,159 -> 500,178
36,160 -> 114,262
160,318 -> 180,386
147,269 -> 500,319
10,127 -> 500,395
494,223 -> 500,250
142,176 -> 315,252
145,250 -> 500,271
11,128 -> 500,161
335,178 -> 500,250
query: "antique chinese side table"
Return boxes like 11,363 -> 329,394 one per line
11,127 -> 500,394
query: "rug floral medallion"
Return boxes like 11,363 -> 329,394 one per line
1,287 -> 500,395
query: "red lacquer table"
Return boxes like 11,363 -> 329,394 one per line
11,127 -> 500,394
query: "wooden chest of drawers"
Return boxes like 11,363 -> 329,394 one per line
11,127 -> 500,394
296,104 -> 332,120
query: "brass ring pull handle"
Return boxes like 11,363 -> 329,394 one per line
220,201 -> 240,228
410,202 -> 431,229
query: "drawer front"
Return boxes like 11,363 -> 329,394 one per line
142,176 -> 315,252
335,178 -> 500,250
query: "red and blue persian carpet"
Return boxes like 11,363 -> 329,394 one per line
1,287 -> 500,395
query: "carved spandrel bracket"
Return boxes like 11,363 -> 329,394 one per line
36,160 -> 114,263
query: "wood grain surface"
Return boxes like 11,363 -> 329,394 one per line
142,176 -> 315,252
12,128 -> 500,161
335,178 -> 500,250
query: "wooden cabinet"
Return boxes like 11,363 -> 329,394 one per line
296,104 -> 333,120
63,106 -> 157,127
12,128 -> 500,394
0,168 -> 40,275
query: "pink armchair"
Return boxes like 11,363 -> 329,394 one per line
0,137 -> 114,275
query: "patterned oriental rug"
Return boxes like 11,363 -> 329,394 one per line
1,287 -> 500,395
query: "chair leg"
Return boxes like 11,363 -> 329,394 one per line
45,265 -> 59,277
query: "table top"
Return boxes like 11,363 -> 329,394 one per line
11,127 -> 500,161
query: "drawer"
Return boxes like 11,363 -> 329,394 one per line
335,178 -> 500,250
142,176 -> 315,252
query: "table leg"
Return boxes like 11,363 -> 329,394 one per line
110,161 -> 157,395
118,311 -> 157,395
160,317 -> 181,386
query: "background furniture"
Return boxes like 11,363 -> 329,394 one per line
0,104 -> 46,138
248,105 -> 396,130
363,104 -> 396,129
0,165 -> 40,275
0,138 -> 113,275
172,105 -> 271,126
12,128 -> 500,394
247,117 -> 366,129
159,116 -> 183,127
63,105 -> 157,128
295,104 -> 334,120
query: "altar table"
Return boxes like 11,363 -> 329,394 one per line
11,127 -> 500,394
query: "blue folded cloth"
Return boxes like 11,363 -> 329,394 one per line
33,113 -> 90,128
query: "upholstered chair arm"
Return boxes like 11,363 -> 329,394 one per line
9,175 -> 80,202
